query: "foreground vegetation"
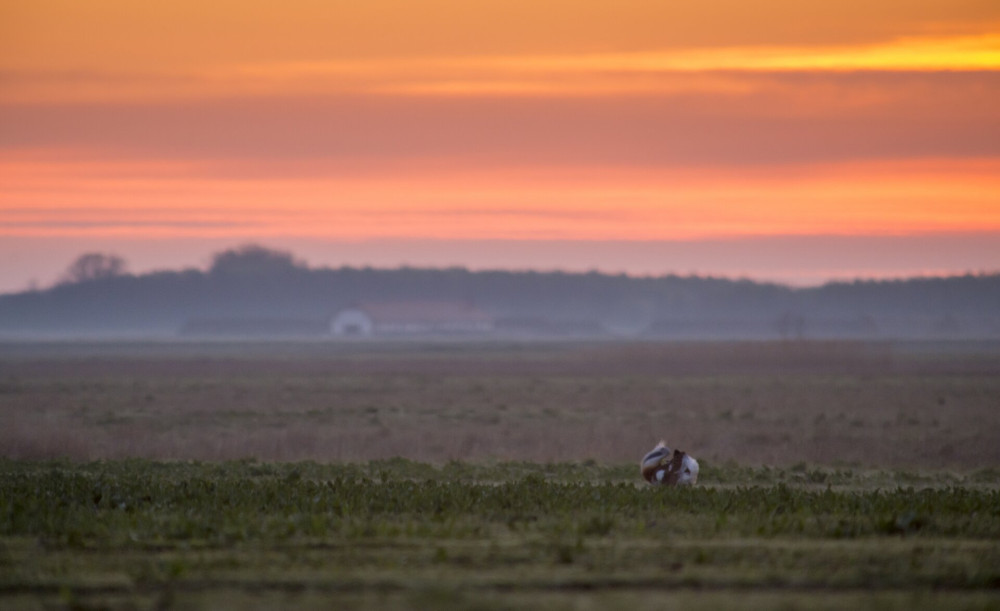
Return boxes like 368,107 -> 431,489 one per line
2,341 -> 998,608
2,459 -> 999,610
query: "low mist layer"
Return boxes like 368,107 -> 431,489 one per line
0,245 -> 997,340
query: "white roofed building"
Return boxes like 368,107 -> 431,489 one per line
330,302 -> 494,336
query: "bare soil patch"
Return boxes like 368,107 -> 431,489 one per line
2,340 -> 998,468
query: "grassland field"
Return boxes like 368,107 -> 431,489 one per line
1,340 -> 999,609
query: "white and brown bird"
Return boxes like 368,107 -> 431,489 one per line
640,440 -> 699,486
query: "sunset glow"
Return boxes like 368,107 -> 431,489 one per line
4,157 -> 999,241
1,0 -> 999,290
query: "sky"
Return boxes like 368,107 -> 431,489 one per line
1,1 -> 999,292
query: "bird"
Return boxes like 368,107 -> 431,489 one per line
640,440 -> 699,485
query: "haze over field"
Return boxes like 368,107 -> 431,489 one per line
1,245 -> 997,339
2,1 -> 999,292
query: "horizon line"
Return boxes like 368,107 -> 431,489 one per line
5,256 -> 998,298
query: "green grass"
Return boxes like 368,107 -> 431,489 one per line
2,460 -> 999,610
2,341 -> 998,608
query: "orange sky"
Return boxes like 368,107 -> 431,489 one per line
1,0 -> 999,290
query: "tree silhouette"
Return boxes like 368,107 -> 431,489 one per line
209,244 -> 304,277
60,252 -> 128,284
0,246 -> 994,338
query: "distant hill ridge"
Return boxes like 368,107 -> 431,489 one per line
1,245 -> 997,339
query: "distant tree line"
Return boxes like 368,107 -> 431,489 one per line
1,244 -> 997,339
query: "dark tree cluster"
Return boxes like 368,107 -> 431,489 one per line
1,245 -> 997,339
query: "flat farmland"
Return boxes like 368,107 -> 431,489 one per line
1,340 -> 999,610
1,340 -> 999,467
